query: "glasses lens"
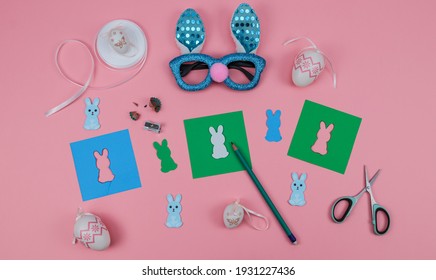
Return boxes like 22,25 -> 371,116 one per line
227,61 -> 256,85
179,61 -> 209,85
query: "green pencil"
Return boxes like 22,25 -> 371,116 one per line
231,142 -> 298,245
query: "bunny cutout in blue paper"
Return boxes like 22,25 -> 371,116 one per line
153,139 -> 178,173
289,172 -> 307,206
166,194 -> 183,228
84,97 -> 100,130
265,109 -> 282,142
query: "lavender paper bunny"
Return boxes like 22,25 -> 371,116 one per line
289,172 -> 307,206
84,97 -> 100,130
166,194 -> 183,228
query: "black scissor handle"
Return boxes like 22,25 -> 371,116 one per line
331,197 -> 355,223
373,204 -> 390,235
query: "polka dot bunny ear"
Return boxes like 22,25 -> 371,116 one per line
230,3 -> 261,54
176,8 -> 206,54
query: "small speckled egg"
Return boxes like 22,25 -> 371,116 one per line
223,202 -> 244,229
292,49 -> 325,87
73,212 -> 110,251
109,29 -> 130,55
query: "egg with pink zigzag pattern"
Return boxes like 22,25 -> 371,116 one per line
292,49 -> 326,87
73,211 -> 111,251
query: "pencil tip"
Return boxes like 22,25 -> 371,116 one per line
292,241 -> 298,245
231,142 -> 237,151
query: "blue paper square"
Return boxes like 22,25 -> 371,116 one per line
70,129 -> 141,201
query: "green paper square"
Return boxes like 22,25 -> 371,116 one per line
184,111 -> 251,179
288,100 -> 362,174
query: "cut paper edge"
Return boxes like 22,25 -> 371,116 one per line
93,148 -> 115,184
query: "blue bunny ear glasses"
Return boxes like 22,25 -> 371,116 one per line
169,53 -> 265,91
170,4 -> 266,91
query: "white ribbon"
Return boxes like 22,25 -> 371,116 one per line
46,36 -> 146,117
284,37 -> 336,88
46,40 -> 94,117
72,207 -> 86,244
235,200 -> 269,231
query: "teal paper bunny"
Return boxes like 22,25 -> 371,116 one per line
289,172 -> 307,206
153,139 -> 178,173
265,109 -> 282,142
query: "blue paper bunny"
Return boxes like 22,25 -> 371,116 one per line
84,97 -> 100,130
265,109 -> 282,142
166,194 -> 183,228
289,172 -> 307,206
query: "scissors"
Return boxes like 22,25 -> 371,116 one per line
331,166 -> 390,235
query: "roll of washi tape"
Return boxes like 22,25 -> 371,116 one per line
46,19 -> 147,117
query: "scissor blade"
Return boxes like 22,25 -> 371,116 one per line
369,169 -> 381,186
364,165 -> 369,186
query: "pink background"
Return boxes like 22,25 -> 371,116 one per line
1,0 -> 435,259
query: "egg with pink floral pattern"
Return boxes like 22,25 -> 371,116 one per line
73,212 -> 111,251
292,49 -> 325,87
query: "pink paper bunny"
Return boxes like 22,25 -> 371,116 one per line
311,121 -> 334,155
94,149 -> 115,183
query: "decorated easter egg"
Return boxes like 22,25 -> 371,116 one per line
73,212 -> 110,251
292,49 -> 325,87
109,29 -> 130,54
223,202 -> 244,229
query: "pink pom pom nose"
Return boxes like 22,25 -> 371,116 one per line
210,63 -> 229,83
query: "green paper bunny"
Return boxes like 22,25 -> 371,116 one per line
153,139 -> 178,173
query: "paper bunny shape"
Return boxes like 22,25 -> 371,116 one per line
265,109 -> 282,142
94,148 -> 115,183
209,125 -> 229,159
153,139 -> 178,173
166,194 -> 183,228
311,121 -> 334,155
84,97 -> 100,130
289,172 -> 307,206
